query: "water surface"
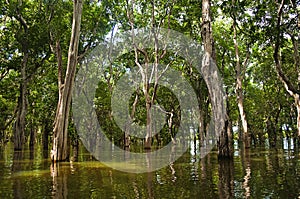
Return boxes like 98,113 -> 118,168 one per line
0,142 -> 299,198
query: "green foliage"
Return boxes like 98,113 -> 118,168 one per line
0,0 -> 298,147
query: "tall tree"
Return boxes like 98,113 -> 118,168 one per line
13,5 -> 28,150
202,0 -> 233,158
51,0 -> 83,162
1,1 -> 51,150
231,0 -> 250,148
273,0 -> 300,143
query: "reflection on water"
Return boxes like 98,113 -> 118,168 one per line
1,141 -> 300,198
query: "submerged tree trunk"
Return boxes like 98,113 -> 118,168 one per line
51,0 -> 83,162
202,0 -> 233,158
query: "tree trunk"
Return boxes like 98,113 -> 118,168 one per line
43,122 -> 50,150
296,96 -> 300,139
197,87 -> 205,145
144,99 -> 152,149
29,107 -> 36,149
14,9 -> 29,151
267,117 -> 276,147
29,125 -> 35,148
273,0 -> 300,143
201,0 -> 215,61
232,0 -> 250,148
51,0 -> 83,162
202,0 -> 233,158
72,137 -> 79,162
124,90 -> 139,148
14,52 -> 28,150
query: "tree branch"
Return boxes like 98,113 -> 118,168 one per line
273,0 -> 299,96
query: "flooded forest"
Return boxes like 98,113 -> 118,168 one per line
0,0 -> 300,198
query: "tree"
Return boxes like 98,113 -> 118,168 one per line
202,0 -> 233,158
273,0 -> 300,143
1,1 -> 51,150
231,0 -> 250,148
51,0 -> 83,162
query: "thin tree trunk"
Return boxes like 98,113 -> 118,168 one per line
29,125 -> 35,148
232,9 -> 250,148
72,137 -> 79,162
51,0 -> 83,162
43,122 -> 50,150
197,88 -> 205,145
29,106 -> 36,148
296,96 -> 300,138
273,0 -> 300,143
144,98 -> 152,149
124,91 -> 139,148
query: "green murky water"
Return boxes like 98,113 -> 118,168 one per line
0,142 -> 300,198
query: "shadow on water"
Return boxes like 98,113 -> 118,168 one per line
0,140 -> 300,198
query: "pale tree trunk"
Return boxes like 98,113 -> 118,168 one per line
202,0 -> 233,158
274,0 -> 300,143
127,1 -> 168,150
127,0 -> 152,149
144,95 -> 152,149
51,0 -> 83,162
232,6 -> 250,148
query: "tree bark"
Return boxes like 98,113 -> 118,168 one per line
202,0 -> 233,158
201,0 -> 216,61
14,53 -> 28,150
51,0 -> 83,162
14,7 -> 29,151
